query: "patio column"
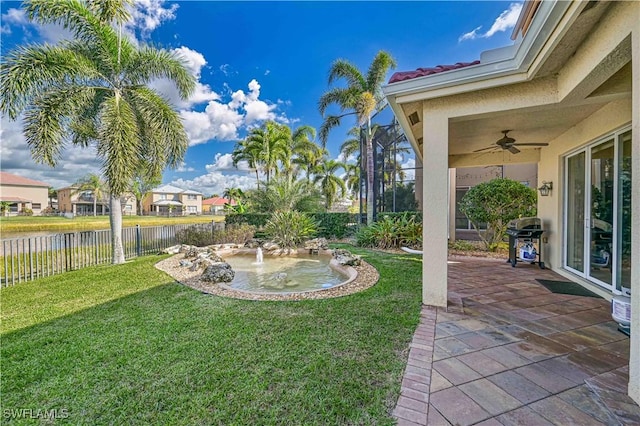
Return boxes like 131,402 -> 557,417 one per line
629,21 -> 640,405
448,168 -> 457,241
421,112 -> 449,307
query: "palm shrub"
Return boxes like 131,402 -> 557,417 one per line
355,213 -> 422,250
264,211 -> 318,250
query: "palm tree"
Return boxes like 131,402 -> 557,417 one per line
232,139 -> 262,188
343,163 -> 361,199
131,171 -> 161,216
74,173 -> 107,216
223,187 -> 244,203
47,187 -> 57,209
0,0 -> 195,264
314,159 -> 347,211
282,125 -> 317,179
292,144 -> 325,183
339,126 -> 362,163
318,51 -> 396,224
247,175 -> 322,213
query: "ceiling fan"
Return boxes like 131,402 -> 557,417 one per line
474,130 -> 549,154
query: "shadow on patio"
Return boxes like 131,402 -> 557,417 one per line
394,256 -> 639,426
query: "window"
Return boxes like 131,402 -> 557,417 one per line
32,203 -> 41,210
187,194 -> 197,200
124,204 -> 132,211
159,194 -> 167,200
187,206 -> 197,213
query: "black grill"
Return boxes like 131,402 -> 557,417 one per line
506,217 -> 545,269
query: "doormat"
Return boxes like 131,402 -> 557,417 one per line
536,279 -> 603,298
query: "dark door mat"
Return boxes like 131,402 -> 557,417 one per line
536,279 -> 603,298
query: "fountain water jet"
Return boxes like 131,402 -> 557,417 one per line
254,247 -> 264,265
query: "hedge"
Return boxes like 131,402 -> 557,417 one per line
226,212 -> 360,239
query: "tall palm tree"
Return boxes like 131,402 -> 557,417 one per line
318,51 -> 396,224
232,138 -> 262,188
343,163 -> 361,199
282,124 -> 317,179
131,171 -> 161,216
314,159 -> 347,211
292,144 -> 325,183
238,121 -> 289,185
0,0 -> 195,263
74,173 -> 107,216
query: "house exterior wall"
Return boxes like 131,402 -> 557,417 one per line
0,184 -> 49,215
179,194 -> 202,215
57,187 -> 137,215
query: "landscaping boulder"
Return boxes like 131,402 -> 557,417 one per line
179,259 -> 193,268
201,262 -> 235,283
262,241 -> 280,252
304,238 -> 329,251
162,244 -> 182,255
244,239 -> 264,249
332,249 -> 361,266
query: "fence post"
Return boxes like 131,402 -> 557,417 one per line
64,232 -> 74,271
136,224 -> 142,257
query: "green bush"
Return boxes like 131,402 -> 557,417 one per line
19,208 -> 34,216
226,213 -> 270,228
356,213 -> 422,250
264,211 -> 318,249
176,224 -> 256,246
459,178 -> 536,251
227,212 -> 359,239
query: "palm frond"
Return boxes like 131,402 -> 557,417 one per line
96,93 -> 140,195
23,86 -> 96,166
366,50 -> 396,99
0,44 -> 100,119
318,87 -> 358,116
328,59 -> 367,89
87,0 -> 131,24
319,115 -> 343,148
126,47 -> 196,100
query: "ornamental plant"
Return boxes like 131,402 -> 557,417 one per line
459,178 -> 537,251
264,211 -> 318,250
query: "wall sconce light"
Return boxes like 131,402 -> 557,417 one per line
538,181 -> 553,196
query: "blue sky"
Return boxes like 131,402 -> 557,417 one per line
0,0 -> 523,196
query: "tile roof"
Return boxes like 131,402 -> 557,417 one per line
0,171 -> 49,187
203,197 -> 236,206
388,61 -> 481,84
152,184 -> 202,195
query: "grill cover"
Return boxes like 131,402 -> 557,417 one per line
507,217 -> 541,230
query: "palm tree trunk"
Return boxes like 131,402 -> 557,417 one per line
110,194 -> 125,264
93,196 -> 97,216
366,119 -> 375,225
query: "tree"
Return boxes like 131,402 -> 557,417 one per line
314,159 -> 347,211
343,163 -> 361,199
242,121 -> 289,185
47,186 -> 57,209
282,124 -> 317,180
131,172 -> 161,216
0,201 -> 12,216
383,182 -> 418,212
0,0 -> 195,263
74,173 -> 107,216
318,51 -> 396,225
246,175 -> 322,213
459,178 -> 537,251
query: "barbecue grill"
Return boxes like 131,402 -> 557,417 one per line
506,217 -> 545,269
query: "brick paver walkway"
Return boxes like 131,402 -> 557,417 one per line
394,256 -> 640,425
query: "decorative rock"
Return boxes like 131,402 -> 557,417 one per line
201,262 -> 235,283
162,245 -> 182,255
179,260 -> 193,268
332,249 -> 361,266
263,241 -> 281,251
244,239 -> 264,249
304,238 -> 329,251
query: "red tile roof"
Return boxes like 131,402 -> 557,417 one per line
203,197 -> 236,206
0,171 -> 49,187
388,61 -> 481,84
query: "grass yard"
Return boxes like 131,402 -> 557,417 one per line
1,247 -> 422,425
0,215 -> 224,234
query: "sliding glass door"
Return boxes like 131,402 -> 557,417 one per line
564,128 -> 632,294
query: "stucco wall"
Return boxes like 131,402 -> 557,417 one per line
0,184 -> 48,214
536,99 -> 631,274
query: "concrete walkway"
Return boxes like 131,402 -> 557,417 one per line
393,256 -> 640,425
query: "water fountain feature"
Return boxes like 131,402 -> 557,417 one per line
254,247 -> 264,265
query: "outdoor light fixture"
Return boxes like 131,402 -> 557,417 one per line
538,181 -> 553,196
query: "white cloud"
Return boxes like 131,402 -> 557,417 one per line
1,8 -> 28,34
169,172 -> 257,197
459,2 -> 522,42
180,79 -> 285,145
205,153 -> 250,172
127,0 -> 179,37
175,162 -> 195,172
0,115 -> 102,189
336,152 -> 357,164
401,158 -> 416,182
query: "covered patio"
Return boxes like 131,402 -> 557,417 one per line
394,257 -> 639,425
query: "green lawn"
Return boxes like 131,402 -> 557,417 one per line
0,215 -> 223,234
1,247 -> 422,425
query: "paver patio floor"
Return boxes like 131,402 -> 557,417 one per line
394,256 -> 640,425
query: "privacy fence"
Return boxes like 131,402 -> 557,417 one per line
1,222 -> 219,286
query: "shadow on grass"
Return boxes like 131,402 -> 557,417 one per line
2,250 -> 422,425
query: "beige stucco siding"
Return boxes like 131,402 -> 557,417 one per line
0,184 -> 48,214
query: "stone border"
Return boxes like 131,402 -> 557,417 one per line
155,252 -> 379,301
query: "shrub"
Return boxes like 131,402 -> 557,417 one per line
355,213 -> 422,250
226,213 -> 270,228
19,208 -> 33,216
459,178 -> 537,251
176,224 -> 256,246
227,212 -> 359,239
264,211 -> 318,249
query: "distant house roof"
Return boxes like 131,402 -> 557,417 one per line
0,196 -> 31,202
203,197 -> 236,206
0,171 -> 49,188
182,189 -> 201,195
388,61 -> 481,84
152,184 -> 202,195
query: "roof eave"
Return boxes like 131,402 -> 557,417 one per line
382,0 -> 573,102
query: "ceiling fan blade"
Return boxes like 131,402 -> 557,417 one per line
512,143 -> 549,147
473,146 -> 497,152
508,146 -> 521,154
